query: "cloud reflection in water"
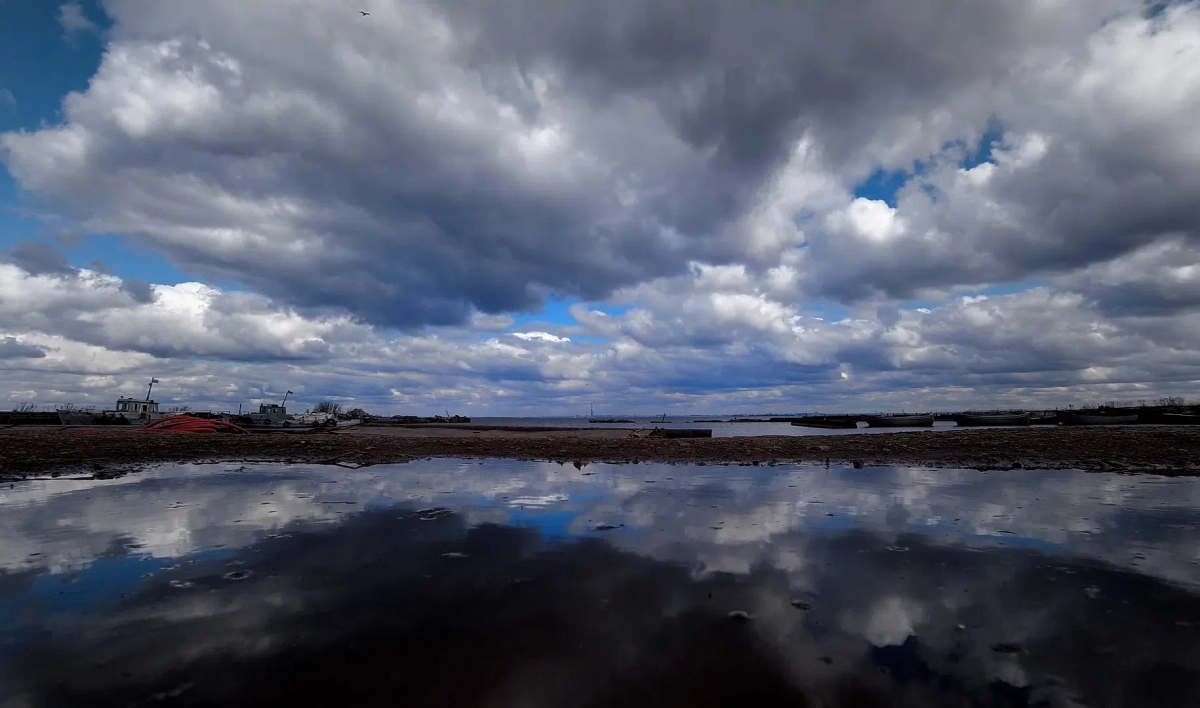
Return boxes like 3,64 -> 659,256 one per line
2,460 -> 1199,707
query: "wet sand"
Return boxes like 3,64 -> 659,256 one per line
2,424 -> 1200,479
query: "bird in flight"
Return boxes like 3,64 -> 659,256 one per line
359,10 -> 370,16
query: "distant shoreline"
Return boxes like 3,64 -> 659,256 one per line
2,425 -> 1199,481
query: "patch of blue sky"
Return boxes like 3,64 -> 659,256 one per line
853,121 -> 1005,208
962,120 -> 1004,169
22,555 -> 172,615
64,234 -> 192,285
0,2 -> 185,286
1144,1 -> 1174,20
923,120 -> 1004,174
853,169 -> 908,207
0,171 -> 42,248
16,546 -> 235,616
511,297 -> 580,327
0,1 -> 109,135
799,302 -> 853,321
505,508 -> 581,540
584,302 -> 633,317
899,298 -> 941,312
892,280 -> 1043,312
511,297 -> 638,330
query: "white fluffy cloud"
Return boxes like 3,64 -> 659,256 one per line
2,1 -> 1200,412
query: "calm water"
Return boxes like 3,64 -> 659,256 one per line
477,417 -> 965,436
2,461 -> 1199,707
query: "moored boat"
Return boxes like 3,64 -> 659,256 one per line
953,412 -> 1031,427
1156,413 -> 1200,425
865,414 -> 934,428
57,386 -> 168,426
1056,411 -> 1139,426
791,417 -> 860,429
647,427 -> 712,438
0,411 -> 62,426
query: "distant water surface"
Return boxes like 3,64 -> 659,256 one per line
475,417 -> 967,436
2,461 -> 1198,707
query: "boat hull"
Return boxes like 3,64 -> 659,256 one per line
953,413 -> 1031,427
1154,413 -> 1200,425
865,415 -> 934,428
1056,412 -> 1139,426
651,428 -> 712,438
791,418 -> 860,429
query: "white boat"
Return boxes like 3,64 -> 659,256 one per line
58,380 -> 170,425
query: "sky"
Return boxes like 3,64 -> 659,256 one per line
1,0 -> 1199,416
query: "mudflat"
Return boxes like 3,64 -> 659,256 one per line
2,424 -> 1199,479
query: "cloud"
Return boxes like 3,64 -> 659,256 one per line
795,6 -> 1200,301
0,88 -> 13,111
118,277 -> 157,303
0,262 -> 363,362
1058,238 -> 1200,316
3,248 -> 1200,414
59,2 -> 99,38
0,337 -> 48,360
2,1 -> 1200,411
511,331 -> 570,343
6,0 -> 1181,330
0,241 -> 77,277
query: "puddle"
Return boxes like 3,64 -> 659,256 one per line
1,460 -> 1199,706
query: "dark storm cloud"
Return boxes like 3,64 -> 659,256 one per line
448,0 -> 1053,164
2,0 -> 1153,329
0,336 -> 48,359
118,276 -> 155,303
1058,239 -> 1200,316
0,240 -> 75,277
